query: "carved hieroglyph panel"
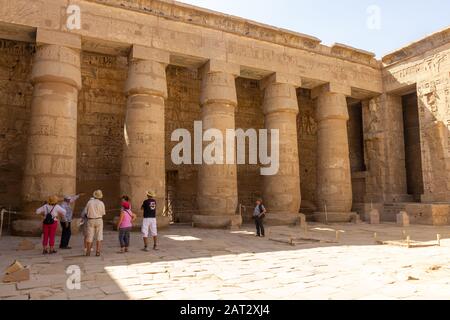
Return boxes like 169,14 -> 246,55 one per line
0,39 -> 34,207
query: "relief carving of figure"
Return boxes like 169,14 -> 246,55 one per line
297,110 -> 317,137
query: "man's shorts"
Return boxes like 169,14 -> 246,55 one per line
86,219 -> 104,242
141,218 -> 157,237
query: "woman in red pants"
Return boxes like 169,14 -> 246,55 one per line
36,195 -> 67,254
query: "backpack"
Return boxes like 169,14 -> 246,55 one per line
43,206 -> 56,225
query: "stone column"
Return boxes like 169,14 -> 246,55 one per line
193,60 -> 242,228
313,84 -> 354,222
13,30 -> 82,236
120,45 -> 170,228
261,73 -> 301,225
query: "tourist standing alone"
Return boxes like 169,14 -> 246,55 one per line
141,191 -> 158,251
253,199 -> 266,237
117,200 -> 136,253
36,196 -> 67,254
59,193 -> 84,249
85,190 -> 106,257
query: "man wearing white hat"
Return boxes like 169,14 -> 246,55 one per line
85,190 -> 106,257
141,191 -> 158,251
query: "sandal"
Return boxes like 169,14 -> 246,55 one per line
42,249 -> 48,255
50,250 -> 57,254
96,252 -> 101,257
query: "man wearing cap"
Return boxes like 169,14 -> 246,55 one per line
85,190 -> 106,257
59,193 -> 84,249
141,191 -> 158,251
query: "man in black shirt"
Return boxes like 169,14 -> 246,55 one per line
141,191 -> 158,251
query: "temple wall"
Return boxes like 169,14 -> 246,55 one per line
384,36 -> 450,203
165,66 -> 201,222
235,78 -> 264,221
0,48 -> 317,222
0,40 -> 33,209
297,89 -> 317,213
362,94 -> 408,203
0,1 -> 447,228
77,52 -> 128,219
348,102 -> 366,203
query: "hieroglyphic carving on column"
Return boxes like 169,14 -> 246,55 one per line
120,46 -> 169,219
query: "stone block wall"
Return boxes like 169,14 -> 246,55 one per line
165,65 -> 201,222
0,45 -> 319,223
0,40 -> 34,210
77,52 -> 128,219
297,89 -> 317,214
235,77 -> 264,221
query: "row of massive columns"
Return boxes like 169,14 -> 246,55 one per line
12,29 -> 354,235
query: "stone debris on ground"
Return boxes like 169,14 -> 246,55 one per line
2,260 -> 30,283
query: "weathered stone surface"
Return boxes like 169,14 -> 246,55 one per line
314,87 -> 353,222
369,209 -> 381,225
405,204 -> 450,226
397,211 -> 410,227
11,219 -> 42,237
120,56 -> 167,215
262,76 -> 301,220
112,216 -> 170,231
0,1 -> 448,232
194,63 -> 240,228
192,215 -> 242,229
264,214 -> 302,226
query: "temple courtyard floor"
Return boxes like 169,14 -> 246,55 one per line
0,222 -> 450,300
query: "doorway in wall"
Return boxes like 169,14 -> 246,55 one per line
347,101 -> 367,203
402,92 -> 424,201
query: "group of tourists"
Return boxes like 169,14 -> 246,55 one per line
36,189 -> 267,255
35,190 -> 159,256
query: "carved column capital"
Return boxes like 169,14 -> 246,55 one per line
262,75 -> 299,116
31,29 -> 82,90
200,60 -> 238,107
314,84 -> 350,122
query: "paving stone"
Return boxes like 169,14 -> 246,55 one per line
0,224 -> 449,300
0,284 -> 19,298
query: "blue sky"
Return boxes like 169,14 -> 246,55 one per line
179,0 -> 450,57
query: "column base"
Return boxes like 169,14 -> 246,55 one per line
112,216 -> 171,231
11,218 -> 87,237
11,219 -> 42,237
192,215 -> 242,229
264,213 -> 302,226
313,212 -> 354,223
